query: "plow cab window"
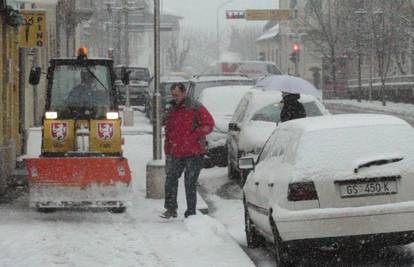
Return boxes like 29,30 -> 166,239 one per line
50,65 -> 112,119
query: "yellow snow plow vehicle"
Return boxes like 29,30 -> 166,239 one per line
26,48 -> 132,213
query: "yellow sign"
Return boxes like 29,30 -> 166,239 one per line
19,10 -> 46,48
246,9 -> 292,21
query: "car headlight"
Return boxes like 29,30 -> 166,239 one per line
106,112 -> 119,120
45,111 -> 58,119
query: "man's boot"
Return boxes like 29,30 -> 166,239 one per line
160,209 -> 177,219
184,210 -> 196,218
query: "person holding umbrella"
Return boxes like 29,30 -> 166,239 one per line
255,75 -> 317,122
280,92 -> 306,122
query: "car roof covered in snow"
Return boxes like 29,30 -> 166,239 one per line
280,114 -> 411,133
200,85 -> 253,94
191,75 -> 252,82
161,76 -> 189,83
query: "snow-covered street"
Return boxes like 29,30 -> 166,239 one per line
0,110 -> 254,267
3,0 -> 414,265
3,108 -> 414,266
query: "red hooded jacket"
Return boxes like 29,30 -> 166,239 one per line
164,97 -> 215,158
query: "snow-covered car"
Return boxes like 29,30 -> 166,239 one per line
198,85 -> 253,167
240,114 -> 414,266
226,89 -> 329,182
207,60 -> 282,81
187,74 -> 254,100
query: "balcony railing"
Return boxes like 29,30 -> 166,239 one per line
348,75 -> 414,88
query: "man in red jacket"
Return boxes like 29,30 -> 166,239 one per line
161,82 -> 215,219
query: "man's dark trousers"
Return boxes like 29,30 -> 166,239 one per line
164,155 -> 204,214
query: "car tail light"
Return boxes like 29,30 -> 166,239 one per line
287,181 -> 318,201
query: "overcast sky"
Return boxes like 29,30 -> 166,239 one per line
163,0 -> 279,31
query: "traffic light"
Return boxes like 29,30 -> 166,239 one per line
289,43 -> 300,63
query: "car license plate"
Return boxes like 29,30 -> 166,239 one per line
339,180 -> 397,198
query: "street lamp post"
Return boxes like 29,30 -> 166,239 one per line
355,8 -> 367,103
376,10 -> 386,106
153,0 -> 162,161
216,0 -> 234,61
146,0 -> 164,199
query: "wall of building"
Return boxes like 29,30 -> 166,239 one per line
257,0 -> 323,87
0,13 -> 21,193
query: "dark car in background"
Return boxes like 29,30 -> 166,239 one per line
145,76 -> 190,122
115,65 -> 152,106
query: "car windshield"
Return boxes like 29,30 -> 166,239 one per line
191,79 -> 253,99
114,67 -> 150,82
251,101 -> 323,123
130,68 -> 150,81
50,64 -> 112,118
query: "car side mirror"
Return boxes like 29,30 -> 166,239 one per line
121,66 -> 130,85
228,122 -> 240,132
239,157 -> 255,171
29,66 -> 41,86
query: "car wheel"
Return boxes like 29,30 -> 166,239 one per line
227,148 -> 241,180
203,158 -> 215,169
109,207 -> 126,214
243,195 -> 265,248
37,208 -> 56,213
218,148 -> 228,167
227,159 -> 240,180
270,214 -> 292,266
145,105 -> 150,118
240,170 -> 249,187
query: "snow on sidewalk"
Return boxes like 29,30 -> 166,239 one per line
1,111 -> 254,267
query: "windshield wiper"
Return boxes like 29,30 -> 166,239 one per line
84,66 -> 109,92
354,157 -> 404,174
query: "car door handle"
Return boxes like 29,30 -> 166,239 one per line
268,183 -> 274,187
254,181 -> 259,186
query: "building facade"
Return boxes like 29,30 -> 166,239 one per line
77,0 -> 181,75
256,0 -> 323,87
0,1 -> 22,194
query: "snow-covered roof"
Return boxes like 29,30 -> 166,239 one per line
281,114 -> 410,133
199,86 -> 253,114
256,24 -> 280,42
161,76 -> 189,83
192,75 -> 252,82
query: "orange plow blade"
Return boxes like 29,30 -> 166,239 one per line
26,157 -> 132,209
